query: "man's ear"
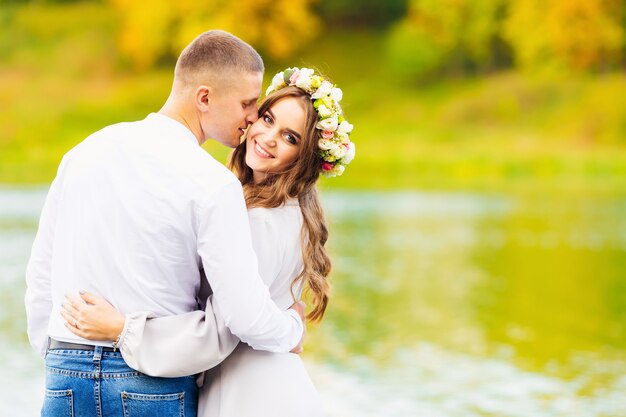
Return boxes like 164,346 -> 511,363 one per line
195,85 -> 211,112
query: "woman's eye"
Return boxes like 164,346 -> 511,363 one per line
285,134 -> 297,145
263,114 -> 272,124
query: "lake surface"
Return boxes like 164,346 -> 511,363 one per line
1,187 -> 624,416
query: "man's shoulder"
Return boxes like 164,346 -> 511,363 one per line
191,153 -> 240,190
85,119 -> 139,141
64,120 -> 138,157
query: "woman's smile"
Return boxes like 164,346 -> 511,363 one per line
253,140 -> 274,158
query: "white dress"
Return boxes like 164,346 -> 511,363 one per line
198,200 -> 325,417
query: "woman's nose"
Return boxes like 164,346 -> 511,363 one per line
261,132 -> 278,147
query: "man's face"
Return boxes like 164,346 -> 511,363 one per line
204,71 -> 263,148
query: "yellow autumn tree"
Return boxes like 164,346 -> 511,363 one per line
108,0 -> 320,69
503,0 -> 624,71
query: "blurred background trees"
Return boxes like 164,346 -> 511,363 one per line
103,0 -> 626,75
1,0 -> 626,187
4,0 -> 622,75
388,0 -> 624,78
109,0 -> 320,69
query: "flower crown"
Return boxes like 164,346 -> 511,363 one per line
265,67 -> 355,178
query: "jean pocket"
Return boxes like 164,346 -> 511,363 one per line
42,389 -> 74,417
121,391 -> 185,417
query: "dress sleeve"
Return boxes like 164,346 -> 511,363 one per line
119,295 -> 239,377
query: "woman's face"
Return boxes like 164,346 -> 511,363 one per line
245,97 -> 307,183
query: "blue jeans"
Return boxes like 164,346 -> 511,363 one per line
43,346 -> 198,417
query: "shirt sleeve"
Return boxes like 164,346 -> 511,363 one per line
24,156 -> 67,357
196,180 -> 303,352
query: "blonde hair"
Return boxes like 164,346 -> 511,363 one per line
175,30 -> 263,88
228,86 -> 331,322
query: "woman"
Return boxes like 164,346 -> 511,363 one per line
61,67 -> 355,416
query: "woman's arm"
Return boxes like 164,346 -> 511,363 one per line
62,291 -> 304,377
61,291 -> 241,377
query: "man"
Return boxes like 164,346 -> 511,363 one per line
25,30 -> 304,417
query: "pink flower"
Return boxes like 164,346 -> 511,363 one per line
322,130 -> 334,139
343,142 -> 350,149
322,162 -> 334,171
289,71 -> 300,85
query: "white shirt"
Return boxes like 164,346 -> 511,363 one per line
25,113 -> 302,357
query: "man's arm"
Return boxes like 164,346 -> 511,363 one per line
196,180 -> 303,352
25,159 -> 66,357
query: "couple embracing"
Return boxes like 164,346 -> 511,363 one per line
25,30 -> 355,417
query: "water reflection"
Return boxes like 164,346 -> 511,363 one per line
1,188 -> 624,416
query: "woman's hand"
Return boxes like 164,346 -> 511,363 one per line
61,291 -> 125,342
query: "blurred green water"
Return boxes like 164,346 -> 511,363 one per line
1,187 -> 625,416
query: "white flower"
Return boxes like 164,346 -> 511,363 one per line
342,142 -> 356,165
312,81 -> 333,99
294,68 -> 314,90
317,104 -> 332,118
316,115 -> 338,131
318,139 -> 334,150
266,71 -> 285,95
337,121 -> 353,135
295,76 -> 311,90
330,87 -> 343,102
300,67 -> 314,78
337,132 -> 350,144
330,144 -> 347,159
332,164 -> 345,176
272,71 -> 284,88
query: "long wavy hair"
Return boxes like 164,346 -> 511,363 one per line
228,86 -> 331,322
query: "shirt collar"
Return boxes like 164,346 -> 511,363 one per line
146,113 -> 200,146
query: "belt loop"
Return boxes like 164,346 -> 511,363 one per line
44,337 -> 51,359
93,346 -> 103,363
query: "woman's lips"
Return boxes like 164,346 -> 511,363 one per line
254,140 -> 274,158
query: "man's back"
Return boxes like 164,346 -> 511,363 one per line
29,113 -> 236,349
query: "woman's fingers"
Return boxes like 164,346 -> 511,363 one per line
65,293 -> 85,310
60,309 -> 78,327
79,291 -> 101,305
61,306 -> 94,339
62,294 -> 91,334
61,309 -> 84,337
64,321 -> 85,338
62,299 -> 81,318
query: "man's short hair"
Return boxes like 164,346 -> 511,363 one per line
175,30 -> 264,87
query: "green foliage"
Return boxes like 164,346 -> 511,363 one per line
388,0 -> 625,78
317,0 -> 409,27
1,4 -> 626,191
387,0 -> 507,78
